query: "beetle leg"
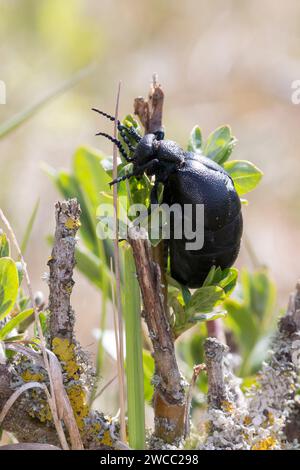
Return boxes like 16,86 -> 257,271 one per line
110,159 -> 160,186
150,181 -> 159,205
109,172 -> 135,186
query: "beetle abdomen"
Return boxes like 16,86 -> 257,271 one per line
163,154 -> 243,288
168,213 -> 242,288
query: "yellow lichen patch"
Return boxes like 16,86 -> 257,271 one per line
243,415 -> 252,426
101,429 -> 113,447
262,411 -> 275,428
64,217 -> 81,230
251,436 -> 277,450
29,401 -> 52,423
21,370 -> 44,383
267,411 -> 275,425
222,400 -> 234,413
52,337 -> 80,380
91,422 -> 101,434
204,420 -> 212,435
67,384 -> 89,430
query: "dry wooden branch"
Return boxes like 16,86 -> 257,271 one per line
134,74 -> 164,134
131,78 -> 186,445
128,227 -> 185,444
184,364 -> 206,438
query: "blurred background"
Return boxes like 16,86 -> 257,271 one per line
1,0 -> 300,416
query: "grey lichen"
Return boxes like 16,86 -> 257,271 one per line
200,281 -> 300,450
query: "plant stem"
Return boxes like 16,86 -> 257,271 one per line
112,82 -> 127,444
123,244 -> 145,449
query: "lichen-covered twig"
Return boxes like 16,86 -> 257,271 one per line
201,281 -> 300,450
201,338 -> 247,450
48,199 -> 81,342
205,338 -> 229,410
0,200 -> 120,450
0,207 -> 70,449
246,281 -> 300,449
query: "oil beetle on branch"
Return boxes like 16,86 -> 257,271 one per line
93,108 -> 243,288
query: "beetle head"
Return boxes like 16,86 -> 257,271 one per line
134,133 -> 158,164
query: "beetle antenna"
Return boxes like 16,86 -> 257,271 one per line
118,128 -> 136,152
95,132 -> 134,162
109,172 -> 134,186
120,125 -> 141,143
92,107 -> 141,143
92,108 -> 116,122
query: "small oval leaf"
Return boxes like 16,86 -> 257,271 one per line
188,125 -> 202,153
0,258 -> 19,321
223,160 -> 263,196
204,125 -> 236,165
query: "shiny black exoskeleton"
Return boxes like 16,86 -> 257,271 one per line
93,108 -> 243,288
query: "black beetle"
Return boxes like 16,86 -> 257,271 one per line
93,108 -> 243,288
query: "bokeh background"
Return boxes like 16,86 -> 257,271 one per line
1,0 -> 300,415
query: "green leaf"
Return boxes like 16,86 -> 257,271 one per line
73,146 -> 111,210
218,269 -> 238,295
44,165 -> 97,254
0,231 -> 10,258
34,311 -> 48,337
0,308 -> 34,340
0,258 -> 19,321
21,199 -> 39,254
15,262 -> 24,285
223,268 -> 277,377
223,160 -> 263,196
120,115 -> 142,160
185,286 -> 225,317
192,309 -> 227,323
188,125 -> 202,153
142,349 -> 155,402
249,269 -> 276,324
223,298 -> 258,354
204,125 -> 236,165
123,245 -> 145,449
203,266 -> 238,296
123,114 -> 141,131
75,246 -> 111,295
202,266 -> 216,287
181,285 -> 192,305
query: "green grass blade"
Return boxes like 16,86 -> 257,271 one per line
0,308 -> 34,340
0,62 -> 96,139
123,244 -> 145,449
21,199 -> 40,254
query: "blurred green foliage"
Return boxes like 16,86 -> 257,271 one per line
0,231 -> 35,341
